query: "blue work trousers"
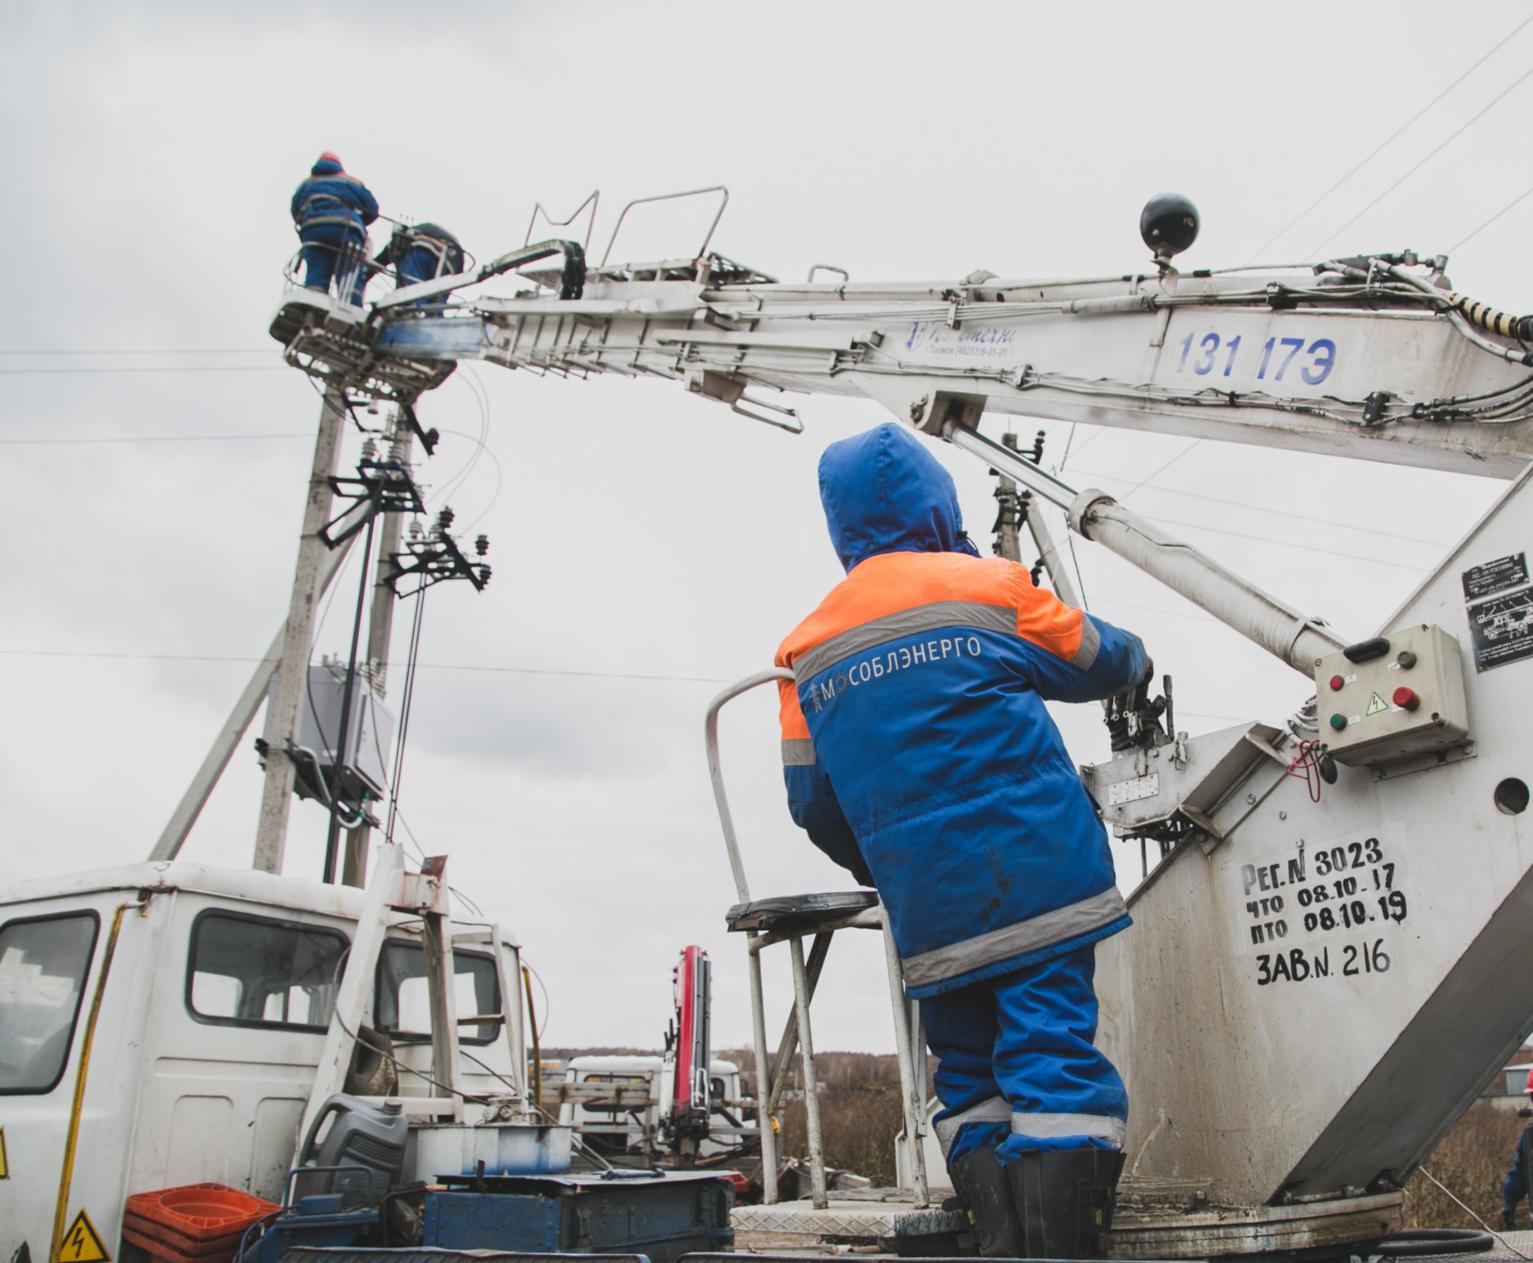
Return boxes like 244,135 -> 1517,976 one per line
924,945 -> 1126,1166
397,245 -> 449,309
299,223 -> 368,307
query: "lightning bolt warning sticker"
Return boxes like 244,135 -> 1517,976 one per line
59,1209 -> 109,1262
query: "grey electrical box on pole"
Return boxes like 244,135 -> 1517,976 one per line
282,662 -> 395,803
253,384 -> 348,874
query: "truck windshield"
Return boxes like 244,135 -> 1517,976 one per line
0,912 -> 99,1094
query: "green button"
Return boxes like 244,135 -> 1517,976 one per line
1330,713 -> 1348,731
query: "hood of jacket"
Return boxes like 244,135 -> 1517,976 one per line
818,423 -> 979,573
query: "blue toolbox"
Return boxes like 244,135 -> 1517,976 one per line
420,1171 -> 734,1263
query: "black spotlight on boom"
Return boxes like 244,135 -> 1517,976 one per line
1140,193 -> 1199,269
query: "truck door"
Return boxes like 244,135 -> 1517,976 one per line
0,909 -> 106,1262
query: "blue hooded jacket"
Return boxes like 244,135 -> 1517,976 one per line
290,157 -> 379,235
775,424 -> 1147,998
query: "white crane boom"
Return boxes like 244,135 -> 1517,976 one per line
268,195 -> 1533,1255
279,232 -> 1533,680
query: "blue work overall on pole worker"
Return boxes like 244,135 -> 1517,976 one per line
774,423 -> 1149,1258
290,152 -> 378,307
375,223 -> 466,306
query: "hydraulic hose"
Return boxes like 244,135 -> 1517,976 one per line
1367,1228 -> 1494,1256
1447,292 -> 1533,342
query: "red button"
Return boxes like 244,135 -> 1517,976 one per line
1392,686 -> 1419,711
1329,675 -> 1345,691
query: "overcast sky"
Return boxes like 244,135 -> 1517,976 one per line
2,0 -> 1529,1053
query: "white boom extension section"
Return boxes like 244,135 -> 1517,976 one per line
341,251 -> 1531,676
369,257 -> 1533,477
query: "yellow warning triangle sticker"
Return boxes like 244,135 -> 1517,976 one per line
59,1209 -> 110,1263
1366,691 -> 1389,716
0,1126 -> 8,1178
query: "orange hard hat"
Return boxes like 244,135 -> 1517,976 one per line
317,151 -> 343,167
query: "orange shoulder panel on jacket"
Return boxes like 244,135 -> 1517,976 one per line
1014,579 -> 1086,662
777,551 -> 1089,667
778,677 -> 810,740
777,552 -> 1021,666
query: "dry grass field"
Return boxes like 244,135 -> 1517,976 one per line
1403,1103 -> 1527,1228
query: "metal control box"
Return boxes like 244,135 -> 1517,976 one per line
1313,623 -> 1470,767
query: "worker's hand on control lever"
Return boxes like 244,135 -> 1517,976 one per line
1106,656 -> 1167,753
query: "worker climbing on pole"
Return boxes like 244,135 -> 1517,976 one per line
775,422 -> 1150,1259
374,222 -> 466,306
290,151 -> 379,307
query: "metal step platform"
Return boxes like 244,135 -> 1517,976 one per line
732,1184 -> 1409,1259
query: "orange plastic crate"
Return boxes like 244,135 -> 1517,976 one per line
123,1184 -> 280,1263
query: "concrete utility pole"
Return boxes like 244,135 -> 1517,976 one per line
992,431 -> 1024,564
341,412 -> 415,888
253,384 -> 349,874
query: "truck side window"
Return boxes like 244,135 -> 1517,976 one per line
0,911 -> 99,1094
186,910 -> 348,1031
373,942 -> 500,1046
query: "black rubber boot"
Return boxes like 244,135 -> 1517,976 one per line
948,1148 -> 1024,1258
1005,1148 -> 1126,1259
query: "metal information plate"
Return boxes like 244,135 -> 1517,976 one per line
1462,552 -> 1529,601
1467,587 -> 1533,672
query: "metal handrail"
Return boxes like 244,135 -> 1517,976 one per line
702,667 -> 930,1209
524,189 -> 600,251
601,185 -> 730,269
703,667 -> 792,906
806,264 -> 850,284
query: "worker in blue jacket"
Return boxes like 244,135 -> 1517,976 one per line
1502,1070 -> 1533,1228
374,222 -> 466,306
290,152 -> 379,307
775,423 -> 1149,1258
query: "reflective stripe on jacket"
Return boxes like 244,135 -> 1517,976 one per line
775,424 -> 1146,999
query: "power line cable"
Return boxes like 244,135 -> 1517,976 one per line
0,646 -> 736,683
0,365 -> 287,376
0,433 -> 310,446
1448,179 -> 1533,254
1060,431 -> 1090,608
1115,438 -> 1202,501
1248,12 -> 1533,261
1144,514 -> 1428,571
1066,465 -> 1452,548
0,347 -> 271,356
1310,62 -> 1533,257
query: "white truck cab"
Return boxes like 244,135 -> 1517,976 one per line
0,861 -> 525,1263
